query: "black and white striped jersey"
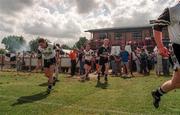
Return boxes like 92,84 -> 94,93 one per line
38,44 -> 56,60
84,49 -> 94,61
153,2 -> 180,44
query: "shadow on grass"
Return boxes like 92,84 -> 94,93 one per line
11,91 -> 49,106
95,81 -> 108,89
38,82 -> 48,87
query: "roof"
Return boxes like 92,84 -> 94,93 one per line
85,25 -> 152,32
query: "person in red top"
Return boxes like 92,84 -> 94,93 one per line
69,50 -> 77,60
69,49 -> 77,77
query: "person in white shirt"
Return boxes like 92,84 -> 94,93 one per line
81,44 -> 94,81
54,44 -> 61,82
37,38 -> 56,94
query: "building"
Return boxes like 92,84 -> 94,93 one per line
85,25 -> 169,51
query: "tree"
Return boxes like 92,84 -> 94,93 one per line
1,35 -> 26,52
73,37 -> 88,49
0,49 -> 6,54
29,37 -> 40,52
29,37 -> 52,52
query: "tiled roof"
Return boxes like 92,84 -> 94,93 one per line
85,25 -> 152,32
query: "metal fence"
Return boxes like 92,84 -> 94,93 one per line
0,54 -> 80,72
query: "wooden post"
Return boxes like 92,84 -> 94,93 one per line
22,51 -> 25,71
1,54 -> 3,71
29,53 -> 32,72
59,57 -> 62,73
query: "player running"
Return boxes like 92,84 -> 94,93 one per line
151,1 -> 180,108
37,38 -> 57,94
81,44 -> 94,81
97,38 -> 110,83
54,44 -> 61,82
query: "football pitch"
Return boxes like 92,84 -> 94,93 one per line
0,71 -> 180,115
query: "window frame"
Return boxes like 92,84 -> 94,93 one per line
132,31 -> 142,39
114,32 -> 123,40
99,32 -> 107,39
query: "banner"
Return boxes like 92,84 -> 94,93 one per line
111,46 -> 120,56
125,45 -> 132,53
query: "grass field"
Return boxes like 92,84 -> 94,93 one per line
0,71 -> 180,115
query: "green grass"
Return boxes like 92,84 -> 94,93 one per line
0,71 -> 180,115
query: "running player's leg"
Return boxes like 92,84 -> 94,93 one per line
52,58 -> 58,84
152,69 -> 180,108
49,64 -> 56,86
86,64 -> 91,80
54,64 -> 59,82
161,70 -> 180,92
97,65 -> 102,81
49,65 -> 55,91
44,68 -> 52,93
44,68 -> 50,78
44,64 -> 55,93
96,60 -> 99,74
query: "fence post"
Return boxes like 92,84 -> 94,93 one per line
29,53 -> 32,72
59,57 -> 62,73
1,54 -> 3,71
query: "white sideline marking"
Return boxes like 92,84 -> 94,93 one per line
0,95 -> 140,115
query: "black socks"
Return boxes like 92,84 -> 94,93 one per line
155,87 -> 166,97
48,85 -> 52,89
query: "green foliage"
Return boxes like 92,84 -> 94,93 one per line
1,35 -> 26,52
29,37 -> 41,52
29,37 -> 54,52
0,49 -> 6,54
73,37 -> 88,49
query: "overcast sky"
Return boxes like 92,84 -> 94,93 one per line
0,0 -> 178,47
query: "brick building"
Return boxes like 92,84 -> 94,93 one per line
85,25 -> 169,51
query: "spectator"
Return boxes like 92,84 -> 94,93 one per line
114,55 -> 122,76
78,47 -> 85,75
162,55 -> 170,76
97,38 -> 110,82
143,46 -> 150,74
69,49 -> 77,77
119,46 -> 129,77
151,52 -> 156,70
110,55 -> 116,75
140,48 -> 148,75
134,48 -> 141,73
147,53 -> 153,72
94,51 -> 100,75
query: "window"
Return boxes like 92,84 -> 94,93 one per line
108,34 -> 111,39
132,31 -> 142,39
99,32 -> 107,39
114,32 -> 123,40
149,30 -> 153,37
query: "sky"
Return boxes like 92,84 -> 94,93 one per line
0,0 -> 178,48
